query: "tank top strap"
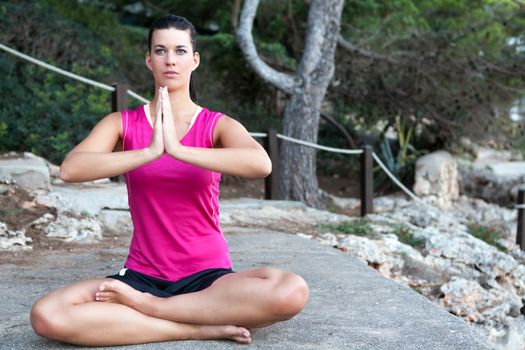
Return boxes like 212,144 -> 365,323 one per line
195,108 -> 223,149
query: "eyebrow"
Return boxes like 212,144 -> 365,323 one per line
154,44 -> 188,49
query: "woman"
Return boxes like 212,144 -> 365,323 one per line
29,15 -> 309,346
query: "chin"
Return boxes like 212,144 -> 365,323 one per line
164,83 -> 185,92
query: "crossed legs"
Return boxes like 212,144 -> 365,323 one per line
30,267 -> 309,346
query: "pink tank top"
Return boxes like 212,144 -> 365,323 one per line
120,104 -> 232,281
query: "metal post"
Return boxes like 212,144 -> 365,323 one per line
360,145 -> 373,216
263,129 -> 280,200
517,188 -> 525,250
111,83 -> 128,112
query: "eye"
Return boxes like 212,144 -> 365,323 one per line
155,48 -> 166,55
176,49 -> 187,55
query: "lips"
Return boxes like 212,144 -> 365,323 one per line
163,71 -> 178,78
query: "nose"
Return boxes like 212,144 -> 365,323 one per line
165,51 -> 177,65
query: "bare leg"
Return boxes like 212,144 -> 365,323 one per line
30,278 -> 251,346
96,267 -> 309,328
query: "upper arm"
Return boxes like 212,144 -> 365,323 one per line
66,112 -> 122,155
213,115 -> 263,150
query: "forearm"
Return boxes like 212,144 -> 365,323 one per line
60,148 -> 157,182
174,146 -> 272,178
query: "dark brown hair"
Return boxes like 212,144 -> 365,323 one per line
148,15 -> 197,101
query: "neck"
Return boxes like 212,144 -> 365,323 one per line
152,86 -> 197,120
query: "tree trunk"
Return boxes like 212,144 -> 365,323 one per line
237,0 -> 345,208
278,1 -> 344,208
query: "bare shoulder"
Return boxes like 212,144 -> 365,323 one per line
105,111 -> 123,135
67,111 -> 123,154
213,114 -> 260,149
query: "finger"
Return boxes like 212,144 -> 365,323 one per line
156,87 -> 166,126
156,87 -> 163,109
162,88 -> 173,122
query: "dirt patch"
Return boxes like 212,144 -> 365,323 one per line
0,186 -> 55,230
219,174 -> 361,200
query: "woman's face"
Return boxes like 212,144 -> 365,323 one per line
146,28 -> 199,92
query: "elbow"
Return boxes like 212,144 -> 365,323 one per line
59,157 -> 76,182
258,156 -> 272,178
59,165 -> 72,182
263,158 -> 272,178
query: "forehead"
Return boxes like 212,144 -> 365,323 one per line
151,28 -> 192,47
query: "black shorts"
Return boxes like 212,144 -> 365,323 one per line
105,267 -> 234,298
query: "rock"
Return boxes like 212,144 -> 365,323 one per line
372,195 -> 411,213
316,232 -> 338,246
0,153 -> 50,191
313,192 -> 525,349
413,151 -> 459,208
30,213 -> 55,226
219,198 -> 348,226
98,209 -> 133,233
0,221 -> 32,251
47,162 -> 60,178
328,195 -> 360,211
35,182 -> 128,216
488,162 -> 525,179
44,213 -> 103,242
474,148 -> 514,166
459,152 -> 525,206
439,277 -> 517,327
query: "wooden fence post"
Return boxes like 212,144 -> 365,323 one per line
263,129 -> 279,200
111,83 -> 128,112
111,83 -> 128,183
517,188 -> 525,250
360,145 -> 373,216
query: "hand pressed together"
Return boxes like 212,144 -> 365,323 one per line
160,86 -> 184,158
147,86 -> 185,160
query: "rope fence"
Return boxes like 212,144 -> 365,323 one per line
0,43 -> 149,104
3,41 -> 525,249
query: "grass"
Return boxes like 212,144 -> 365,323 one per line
467,223 -> 507,252
392,224 -> 426,250
319,219 -> 375,238
0,208 -> 26,223
411,286 -> 423,294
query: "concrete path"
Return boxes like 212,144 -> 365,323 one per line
0,227 -> 490,350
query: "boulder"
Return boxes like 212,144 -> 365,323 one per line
413,151 -> 459,208
0,152 -> 50,191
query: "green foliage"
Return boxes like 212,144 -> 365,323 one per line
336,0 -> 525,148
391,224 -> 425,249
0,208 -> 25,223
196,33 -> 281,131
411,286 -> 423,294
0,0 -> 149,163
374,116 -> 424,191
320,219 -> 375,238
467,223 -> 507,252
2,0 -> 523,169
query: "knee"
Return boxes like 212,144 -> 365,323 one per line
30,300 -> 66,340
270,273 -> 309,321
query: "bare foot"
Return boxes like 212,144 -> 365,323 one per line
196,325 -> 251,344
95,280 -> 149,309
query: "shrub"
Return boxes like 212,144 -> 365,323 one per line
467,223 -> 507,252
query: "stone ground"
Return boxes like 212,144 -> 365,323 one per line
0,225 -> 491,350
